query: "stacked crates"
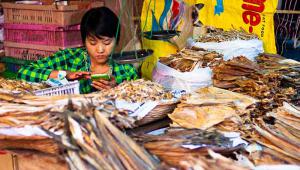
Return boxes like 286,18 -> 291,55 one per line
2,1 -> 104,62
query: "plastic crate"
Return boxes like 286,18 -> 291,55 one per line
2,1 -> 104,26
34,81 -> 80,96
4,23 -> 82,46
4,41 -> 81,60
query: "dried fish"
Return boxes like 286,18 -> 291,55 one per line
159,47 -> 223,72
248,147 -> 300,165
134,129 -> 248,170
169,105 -> 237,130
97,79 -> 173,103
182,86 -> 257,110
46,105 -> 159,170
256,54 -> 300,107
249,103 -> 300,163
213,56 -> 296,116
0,77 -> 47,94
168,86 -> 256,130
253,123 -> 300,160
133,128 -> 248,169
196,27 -> 258,42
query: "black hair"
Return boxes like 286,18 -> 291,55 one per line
80,7 -> 120,44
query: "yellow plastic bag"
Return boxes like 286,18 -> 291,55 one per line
140,0 -> 191,80
195,0 -> 278,53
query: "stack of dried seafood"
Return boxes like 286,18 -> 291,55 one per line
159,47 -> 223,72
281,68 -> 300,106
255,54 -> 286,70
251,102 -> 300,163
134,128 -> 249,170
168,86 -> 257,130
196,27 -> 258,42
0,92 -> 136,130
213,56 -> 262,90
0,105 -> 64,134
0,94 -> 66,154
0,77 -> 47,94
0,93 -> 140,154
256,54 -> 300,106
246,146 -> 300,165
45,105 -> 159,170
97,79 -> 173,103
212,56 -> 296,114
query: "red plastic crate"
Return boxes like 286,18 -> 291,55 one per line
4,23 -> 82,46
4,41 -> 81,61
4,45 -> 55,60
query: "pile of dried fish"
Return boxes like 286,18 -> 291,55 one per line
246,145 -> 300,165
134,128 -> 248,170
196,27 -> 258,42
251,102 -> 300,163
213,56 -> 296,114
0,105 -> 64,134
213,56 -> 262,89
0,77 -> 47,93
98,79 -> 173,103
0,92 -> 136,133
176,150 -> 250,170
0,94 -> 66,154
46,105 -> 159,170
255,54 -> 286,70
0,93 -> 140,155
168,86 -> 257,130
256,54 -> 300,106
159,47 -> 223,72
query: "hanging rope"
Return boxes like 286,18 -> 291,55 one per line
109,0 -> 124,60
294,16 -> 300,48
275,0 -> 299,54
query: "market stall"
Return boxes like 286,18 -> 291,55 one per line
0,0 -> 299,170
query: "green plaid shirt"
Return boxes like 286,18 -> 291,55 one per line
17,48 -> 138,94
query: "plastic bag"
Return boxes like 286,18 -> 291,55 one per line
152,62 -> 212,92
187,38 -> 264,61
140,0 -> 193,80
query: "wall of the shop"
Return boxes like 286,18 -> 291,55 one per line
275,0 -> 300,60
104,0 -> 135,52
104,0 -> 144,52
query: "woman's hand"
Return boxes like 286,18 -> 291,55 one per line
66,71 -> 91,80
91,77 -> 116,90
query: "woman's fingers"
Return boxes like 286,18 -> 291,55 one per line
92,81 -> 110,90
98,79 -> 110,85
66,71 -> 91,80
78,72 -> 91,79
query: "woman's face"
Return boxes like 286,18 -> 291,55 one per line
85,35 -> 115,64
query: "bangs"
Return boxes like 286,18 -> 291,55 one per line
80,7 -> 120,44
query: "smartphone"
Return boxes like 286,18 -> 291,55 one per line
91,74 -> 111,81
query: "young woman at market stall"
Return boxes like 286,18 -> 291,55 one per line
17,7 -> 138,94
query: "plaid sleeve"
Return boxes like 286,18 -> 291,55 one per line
17,49 -> 68,82
113,63 -> 138,84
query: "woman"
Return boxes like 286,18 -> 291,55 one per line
17,7 -> 138,94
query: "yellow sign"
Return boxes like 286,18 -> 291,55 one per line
196,0 -> 278,53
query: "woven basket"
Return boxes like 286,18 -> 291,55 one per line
0,135 -> 59,155
135,101 -> 178,126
